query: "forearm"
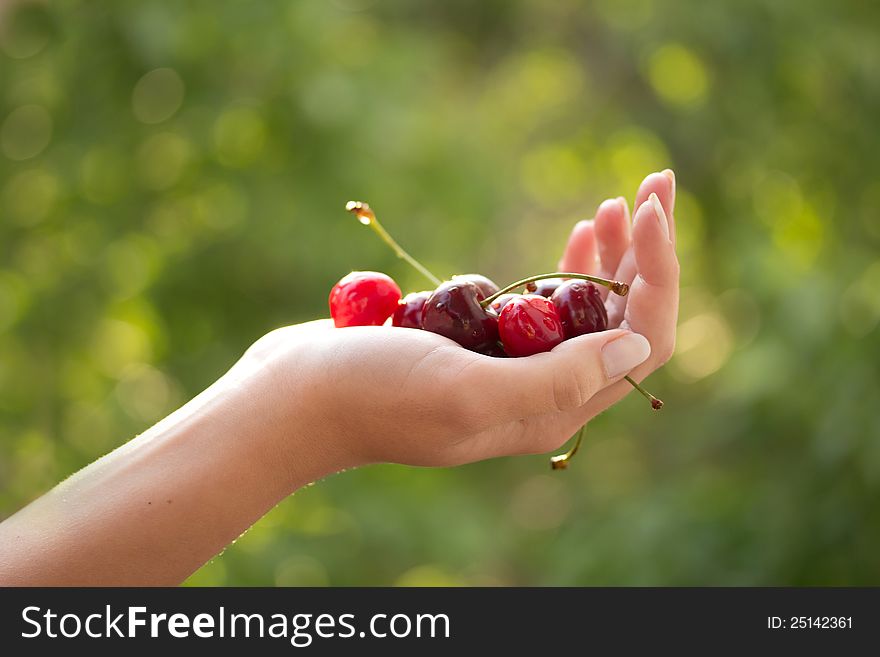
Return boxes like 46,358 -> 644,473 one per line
0,357 -> 337,586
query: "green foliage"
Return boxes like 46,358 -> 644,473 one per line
1,0 -> 879,585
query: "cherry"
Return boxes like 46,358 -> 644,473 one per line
346,199 -> 660,400
329,271 -> 402,327
478,341 -> 508,358
392,291 -> 430,329
489,293 -> 518,314
421,280 -> 499,353
550,280 -> 608,338
498,294 -> 565,357
528,278 -> 564,298
452,274 -> 500,299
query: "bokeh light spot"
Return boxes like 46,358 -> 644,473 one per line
90,318 -> 152,377
483,49 -> 585,135
79,148 -> 130,204
520,144 -> 587,208
0,3 -> 55,58
132,68 -> 185,124
0,270 -> 31,332
195,183 -> 248,230
771,202 -> 824,270
753,171 -> 803,225
114,363 -> 174,423
606,127 -> 670,192
646,43 -> 709,108
1,104 -> 53,160
2,168 -> 59,225
103,234 -> 162,299
213,106 -> 267,167
136,132 -> 193,190
671,312 -> 734,382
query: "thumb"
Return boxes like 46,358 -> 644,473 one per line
470,329 -> 652,422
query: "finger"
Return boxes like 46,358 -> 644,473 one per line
573,192 -> 680,420
606,170 -> 676,324
558,219 -> 598,274
477,184 -> 681,457
606,249 -> 636,327
460,329 -> 651,428
634,169 -> 676,245
594,197 -> 630,300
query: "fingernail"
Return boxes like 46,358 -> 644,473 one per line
602,332 -> 651,378
648,192 -> 671,242
598,198 -> 620,214
662,168 -> 676,205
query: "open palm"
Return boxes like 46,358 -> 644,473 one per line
241,171 -> 679,468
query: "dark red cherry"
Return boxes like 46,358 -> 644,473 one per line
530,278 -> 564,297
421,280 -> 499,352
489,293 -> 518,314
550,280 -> 608,338
329,271 -> 402,327
476,341 -> 508,358
498,294 -> 565,357
452,273 -> 500,299
392,291 -> 430,329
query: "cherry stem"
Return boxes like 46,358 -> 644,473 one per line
345,201 -> 441,286
480,272 -> 629,308
625,375 -> 664,410
550,424 -> 585,470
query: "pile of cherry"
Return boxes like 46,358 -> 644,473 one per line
330,269 -> 615,359
327,201 -> 661,467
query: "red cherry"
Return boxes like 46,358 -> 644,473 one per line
550,280 -> 607,338
489,293 -> 518,314
477,341 -> 508,358
531,278 -> 564,297
392,291 -> 430,329
498,294 -> 565,357
421,280 -> 499,353
329,271 -> 402,327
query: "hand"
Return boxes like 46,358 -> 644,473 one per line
241,171 -> 678,476
556,170 -> 679,427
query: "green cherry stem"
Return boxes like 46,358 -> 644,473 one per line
345,201 -> 441,286
480,272 -> 629,308
625,375 -> 664,410
550,424 -> 585,470
551,376 -> 662,471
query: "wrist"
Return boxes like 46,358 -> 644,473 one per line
230,341 -> 359,494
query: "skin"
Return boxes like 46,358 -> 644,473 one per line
0,171 -> 679,586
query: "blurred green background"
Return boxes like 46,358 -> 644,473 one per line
2,0 -> 879,585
